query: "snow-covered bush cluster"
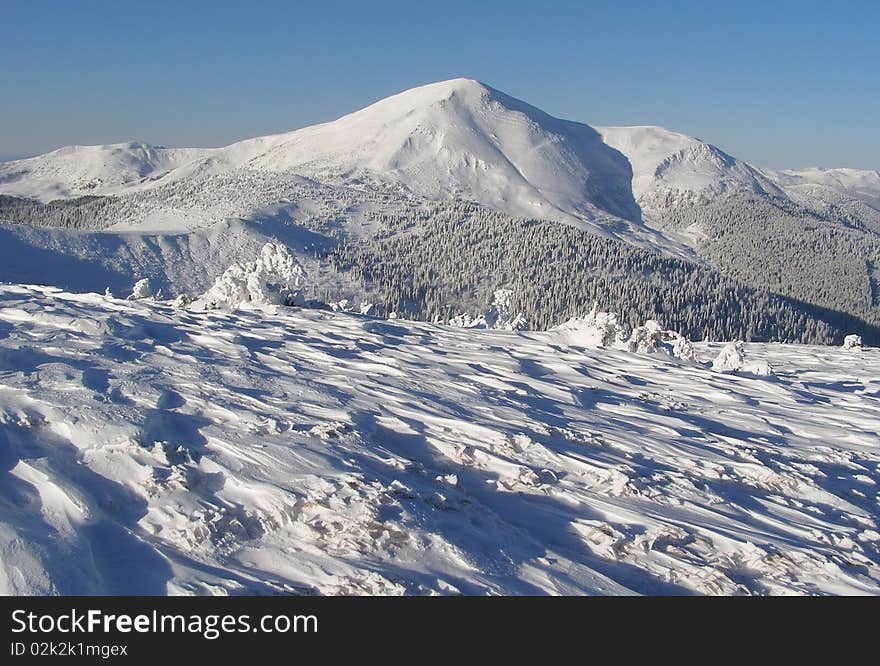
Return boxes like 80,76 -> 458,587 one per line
448,289 -> 526,331
194,242 -> 307,310
329,299 -> 376,315
551,305 -> 696,361
625,319 -> 693,359
550,305 -> 775,375
551,305 -> 624,348
711,341 -> 773,376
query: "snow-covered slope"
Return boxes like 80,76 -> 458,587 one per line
0,218 -> 284,297
595,127 -> 880,233
597,125 -> 784,215
765,167 -> 880,226
1,284 -> 878,595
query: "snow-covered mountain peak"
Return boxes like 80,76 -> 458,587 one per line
2,78 -> 875,250
346,77 -> 494,110
595,125 -> 703,198
242,78 -> 643,226
597,124 -> 784,207
0,79 -> 644,231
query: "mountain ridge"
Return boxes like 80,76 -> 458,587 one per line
3,78 -> 878,228
1,78 -> 879,343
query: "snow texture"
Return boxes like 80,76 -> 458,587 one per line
1,284 -> 877,595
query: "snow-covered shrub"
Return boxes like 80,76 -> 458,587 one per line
172,294 -> 192,309
625,319 -> 699,360
330,299 -> 353,312
712,341 -> 746,372
842,334 -> 862,350
448,313 -> 488,329
551,304 -> 624,348
128,278 -> 153,300
197,243 -> 307,310
712,341 -> 773,376
744,359 -> 774,376
553,305 -> 698,361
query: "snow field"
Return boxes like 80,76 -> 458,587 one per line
0,284 -> 877,595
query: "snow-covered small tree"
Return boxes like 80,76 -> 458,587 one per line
712,341 -> 746,372
672,335 -> 697,362
128,278 -> 153,300
842,334 -> 862,350
626,320 -> 665,353
712,341 -> 772,376
197,242 -> 307,310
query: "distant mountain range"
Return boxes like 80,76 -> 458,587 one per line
1,79 -> 878,343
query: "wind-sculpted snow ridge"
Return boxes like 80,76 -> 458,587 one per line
1,284 -> 878,595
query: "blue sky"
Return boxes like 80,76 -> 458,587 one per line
1,0 -> 877,169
